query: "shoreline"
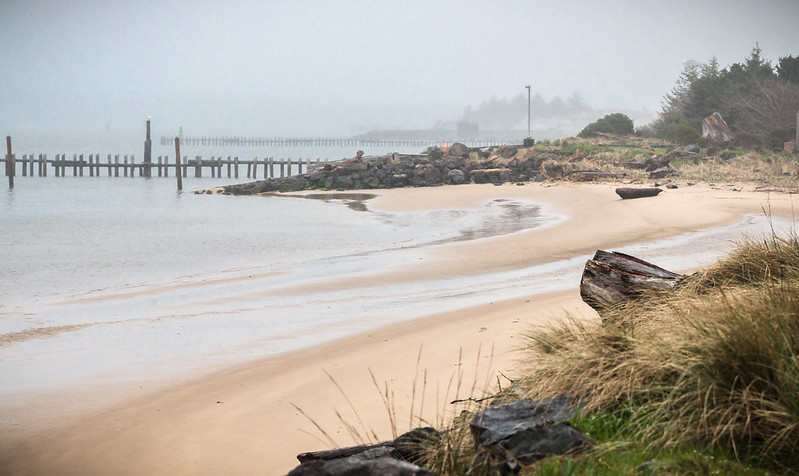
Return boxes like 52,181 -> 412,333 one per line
1,182 -> 796,475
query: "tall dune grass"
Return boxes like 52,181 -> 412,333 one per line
516,232 -> 799,470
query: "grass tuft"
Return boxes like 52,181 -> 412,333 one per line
512,231 -> 799,472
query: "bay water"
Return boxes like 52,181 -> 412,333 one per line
0,144 -> 793,425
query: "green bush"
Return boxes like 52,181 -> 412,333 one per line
578,113 -> 635,138
764,123 -> 797,149
733,131 -> 763,149
660,123 -> 701,145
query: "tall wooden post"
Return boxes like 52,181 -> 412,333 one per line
175,137 -> 183,191
143,118 -> 152,177
6,136 -> 14,189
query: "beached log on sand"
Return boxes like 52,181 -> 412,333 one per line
615,187 -> 662,199
579,250 -> 684,313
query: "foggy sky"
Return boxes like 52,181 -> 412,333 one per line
1,0 -> 797,144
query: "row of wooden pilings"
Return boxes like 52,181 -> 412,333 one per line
3,153 -> 332,179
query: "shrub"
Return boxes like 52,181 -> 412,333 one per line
764,123 -> 797,149
578,113 -> 635,138
660,123 -> 701,145
733,131 -> 763,150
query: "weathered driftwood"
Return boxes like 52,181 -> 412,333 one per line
579,250 -> 684,313
615,187 -> 662,199
567,170 -> 627,181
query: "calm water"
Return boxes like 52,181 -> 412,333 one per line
0,172 -> 558,401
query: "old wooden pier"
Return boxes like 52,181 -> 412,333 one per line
159,136 -> 508,148
2,154 -> 330,179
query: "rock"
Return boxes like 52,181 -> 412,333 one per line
426,147 -> 444,161
288,457 -> 433,476
649,165 -> 678,179
446,168 -> 466,184
683,144 -> 700,153
470,395 -> 591,469
448,142 -> 469,158
393,427 -> 440,463
499,145 -> 518,159
702,112 -> 734,142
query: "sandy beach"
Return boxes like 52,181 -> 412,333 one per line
1,181 -> 796,476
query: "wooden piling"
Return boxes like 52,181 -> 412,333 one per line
234,157 -> 239,178
269,157 -> 274,178
194,156 -> 202,178
287,158 -> 292,177
280,159 -> 285,178
131,155 -> 135,177
143,118 -> 152,177
175,137 -> 183,191
89,155 -> 94,177
5,136 -> 13,189
253,157 -> 258,178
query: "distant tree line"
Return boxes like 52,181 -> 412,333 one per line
459,92 -> 591,131
650,44 -> 799,147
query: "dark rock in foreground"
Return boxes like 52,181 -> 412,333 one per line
287,456 -> 433,476
470,394 -> 592,473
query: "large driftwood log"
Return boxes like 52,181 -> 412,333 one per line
579,250 -> 684,313
615,187 -> 662,199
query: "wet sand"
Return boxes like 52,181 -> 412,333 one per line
1,181 -> 796,476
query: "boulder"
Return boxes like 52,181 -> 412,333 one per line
446,168 -> 466,184
702,112 -> 734,142
288,457 -> 433,476
499,145 -> 518,159
426,147 -> 444,161
448,142 -> 470,158
648,165 -> 678,179
393,427 -> 440,463
470,395 -> 591,471
683,144 -> 700,153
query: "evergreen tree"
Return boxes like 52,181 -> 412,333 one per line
777,55 -> 799,85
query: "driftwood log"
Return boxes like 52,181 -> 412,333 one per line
615,187 -> 662,199
579,250 -> 684,313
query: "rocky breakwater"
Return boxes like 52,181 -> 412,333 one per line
217,144 -> 548,195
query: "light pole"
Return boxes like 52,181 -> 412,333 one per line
526,85 -> 531,137
524,85 -> 534,147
